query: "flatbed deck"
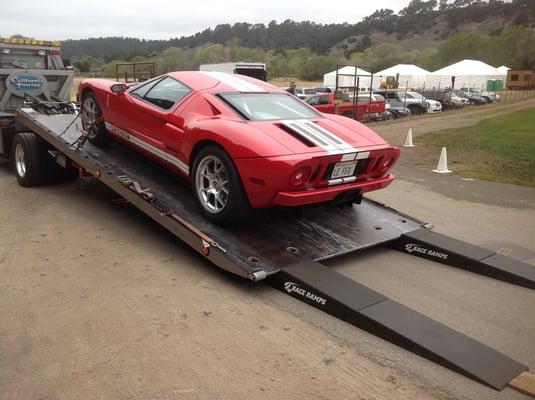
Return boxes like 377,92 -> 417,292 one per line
16,109 -> 425,279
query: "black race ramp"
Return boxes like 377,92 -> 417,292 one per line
268,261 -> 527,390
392,228 -> 535,289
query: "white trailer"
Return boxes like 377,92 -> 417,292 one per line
199,62 -> 267,81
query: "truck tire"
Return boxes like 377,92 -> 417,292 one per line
11,132 -> 43,187
192,145 -> 251,224
81,92 -> 111,146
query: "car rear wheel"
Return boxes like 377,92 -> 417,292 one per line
81,93 -> 111,146
192,145 -> 250,224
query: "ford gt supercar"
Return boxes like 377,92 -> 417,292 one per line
79,71 -> 400,223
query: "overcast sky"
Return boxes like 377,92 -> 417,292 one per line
1,0 -> 410,40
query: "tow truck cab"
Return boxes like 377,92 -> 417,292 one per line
0,37 -> 74,156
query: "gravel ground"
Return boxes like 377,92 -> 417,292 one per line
1,102 -> 534,400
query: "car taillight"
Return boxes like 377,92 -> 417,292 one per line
372,156 -> 395,178
289,166 -> 311,186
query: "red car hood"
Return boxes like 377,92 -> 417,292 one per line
248,116 -> 389,155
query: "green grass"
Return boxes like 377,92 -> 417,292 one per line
420,107 -> 535,187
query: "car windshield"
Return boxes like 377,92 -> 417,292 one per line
408,92 -> 426,100
220,93 -> 322,121
373,94 -> 385,101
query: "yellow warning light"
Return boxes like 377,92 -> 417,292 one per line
0,37 -> 62,47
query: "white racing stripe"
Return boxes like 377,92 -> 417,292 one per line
300,120 -> 353,150
281,120 -> 338,152
281,119 -> 359,154
199,71 -> 266,92
105,122 -> 189,175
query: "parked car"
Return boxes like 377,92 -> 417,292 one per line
313,86 -> 336,93
389,107 -> 412,119
373,90 -> 426,115
79,71 -> 400,223
349,93 -> 390,121
444,90 -> 470,108
406,92 -> 442,113
294,87 -> 317,100
460,87 -> 500,104
306,92 -> 385,121
420,89 -> 469,109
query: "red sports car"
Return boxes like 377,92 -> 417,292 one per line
79,71 -> 400,223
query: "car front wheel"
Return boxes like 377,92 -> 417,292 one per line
192,145 -> 250,224
81,93 -> 111,146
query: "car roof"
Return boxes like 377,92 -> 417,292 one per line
166,71 -> 280,93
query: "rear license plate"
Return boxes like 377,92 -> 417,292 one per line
331,160 -> 357,179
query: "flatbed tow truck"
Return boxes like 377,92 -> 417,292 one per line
1,102 -> 534,396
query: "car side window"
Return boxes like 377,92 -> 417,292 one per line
141,77 -> 191,110
319,95 -> 330,105
307,96 -> 320,106
386,92 -> 397,100
130,78 -> 163,99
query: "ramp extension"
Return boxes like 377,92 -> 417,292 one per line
392,228 -> 535,290
268,261 -> 529,392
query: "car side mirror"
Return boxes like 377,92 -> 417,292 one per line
111,83 -> 128,94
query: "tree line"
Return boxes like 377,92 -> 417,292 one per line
61,0 -> 534,61
72,26 -> 535,81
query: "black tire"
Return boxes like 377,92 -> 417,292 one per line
408,105 -> 422,116
81,92 -> 111,146
384,111 -> 394,120
191,145 -> 251,224
11,132 -> 43,187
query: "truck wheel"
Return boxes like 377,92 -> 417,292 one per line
192,145 -> 250,224
81,93 -> 111,146
11,132 -> 42,187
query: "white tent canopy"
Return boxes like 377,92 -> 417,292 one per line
373,64 -> 430,88
427,59 -> 504,90
323,66 -> 372,89
497,65 -> 510,75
